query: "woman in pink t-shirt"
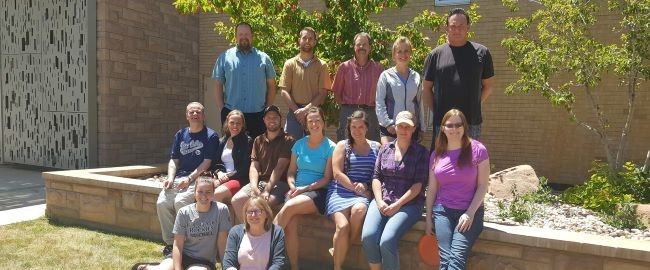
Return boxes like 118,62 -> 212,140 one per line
425,109 -> 490,270
223,197 -> 287,270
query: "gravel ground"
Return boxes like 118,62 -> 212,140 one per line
142,174 -> 649,241
484,194 -> 650,241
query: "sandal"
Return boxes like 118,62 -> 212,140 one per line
131,262 -> 159,270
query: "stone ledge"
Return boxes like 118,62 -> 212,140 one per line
44,165 -> 167,242
295,212 -> 650,269
481,222 -> 650,263
43,165 -> 650,269
43,164 -> 165,194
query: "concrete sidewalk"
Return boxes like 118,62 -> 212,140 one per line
0,164 -> 50,225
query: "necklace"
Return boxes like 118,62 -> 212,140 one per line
356,62 -> 368,71
226,138 -> 233,149
246,230 -> 269,257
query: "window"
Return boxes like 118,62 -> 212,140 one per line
434,0 -> 471,6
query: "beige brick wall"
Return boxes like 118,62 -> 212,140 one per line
96,0 -> 200,167
198,0 -> 649,184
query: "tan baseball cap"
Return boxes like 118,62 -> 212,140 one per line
395,111 -> 415,126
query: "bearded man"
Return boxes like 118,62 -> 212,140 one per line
212,22 -> 277,139
279,27 -> 332,140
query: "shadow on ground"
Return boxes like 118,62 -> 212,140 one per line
0,164 -> 50,211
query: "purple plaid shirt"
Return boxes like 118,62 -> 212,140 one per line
373,142 -> 429,206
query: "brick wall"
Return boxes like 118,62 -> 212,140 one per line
96,0 -> 200,167
197,0 -> 649,184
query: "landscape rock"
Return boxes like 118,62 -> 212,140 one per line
634,203 -> 650,227
484,195 -> 650,241
488,165 -> 540,199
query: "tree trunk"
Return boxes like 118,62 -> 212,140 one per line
643,150 -> 650,173
583,85 -> 617,173
615,58 -> 639,172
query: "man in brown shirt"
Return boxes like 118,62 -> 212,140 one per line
230,105 -> 296,221
279,27 -> 332,139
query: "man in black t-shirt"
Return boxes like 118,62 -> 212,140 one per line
422,8 -> 495,148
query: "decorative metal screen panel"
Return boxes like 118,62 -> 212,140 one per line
1,0 -> 89,169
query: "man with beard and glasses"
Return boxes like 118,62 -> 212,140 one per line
279,27 -> 332,140
212,22 -> 277,139
331,32 -> 384,142
229,105 -> 296,223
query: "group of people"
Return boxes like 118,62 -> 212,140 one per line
136,7 -> 494,270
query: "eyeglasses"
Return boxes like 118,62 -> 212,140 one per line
246,209 -> 263,216
443,122 -> 464,129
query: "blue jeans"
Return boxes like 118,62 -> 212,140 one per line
433,205 -> 484,270
284,105 -> 306,140
361,200 -> 423,270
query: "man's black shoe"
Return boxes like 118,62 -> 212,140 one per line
161,244 -> 173,257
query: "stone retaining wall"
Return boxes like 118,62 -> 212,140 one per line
297,214 -> 650,270
43,166 -> 650,269
44,165 -> 165,240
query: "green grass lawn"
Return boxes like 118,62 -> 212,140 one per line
0,218 -> 163,269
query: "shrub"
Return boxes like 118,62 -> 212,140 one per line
601,203 -> 647,230
496,185 -> 534,223
525,176 -> 559,204
563,161 -> 648,214
562,160 -> 648,229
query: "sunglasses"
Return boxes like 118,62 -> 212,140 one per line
443,122 -> 464,129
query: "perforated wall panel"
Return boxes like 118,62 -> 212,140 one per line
1,0 -> 88,168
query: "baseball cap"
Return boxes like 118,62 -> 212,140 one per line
263,105 -> 281,117
395,111 -> 415,126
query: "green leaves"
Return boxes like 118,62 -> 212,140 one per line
501,0 -> 648,173
173,0 -> 477,126
562,160 -> 649,229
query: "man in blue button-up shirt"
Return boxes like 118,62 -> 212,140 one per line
212,22 -> 277,139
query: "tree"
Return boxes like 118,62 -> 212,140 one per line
501,0 -> 649,173
173,0 -> 480,125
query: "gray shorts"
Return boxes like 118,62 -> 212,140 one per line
239,180 -> 290,203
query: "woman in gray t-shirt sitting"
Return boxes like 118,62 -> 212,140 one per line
135,177 -> 232,270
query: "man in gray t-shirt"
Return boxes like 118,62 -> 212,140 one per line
173,201 -> 232,264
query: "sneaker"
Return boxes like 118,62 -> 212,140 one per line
161,244 -> 173,257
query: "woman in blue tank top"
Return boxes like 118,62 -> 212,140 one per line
326,110 -> 379,270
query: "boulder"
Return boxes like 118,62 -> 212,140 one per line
634,204 -> 650,228
488,165 -> 540,199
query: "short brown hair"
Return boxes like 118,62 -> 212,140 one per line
300,27 -> 318,41
353,32 -> 372,47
